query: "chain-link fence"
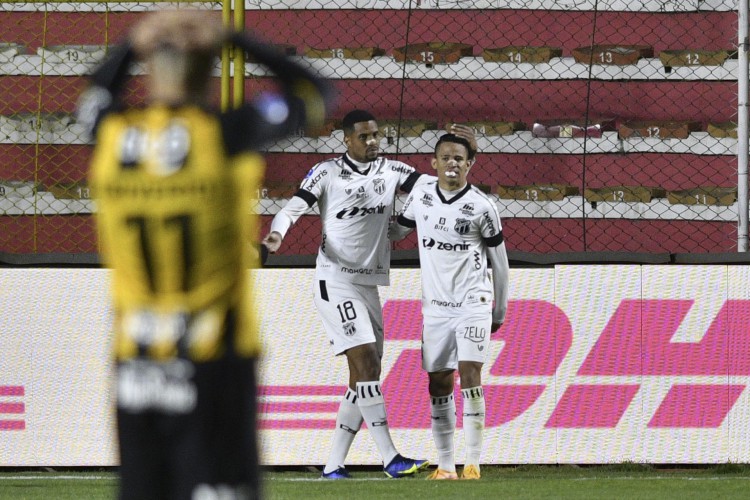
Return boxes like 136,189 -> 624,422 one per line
0,1 -> 741,259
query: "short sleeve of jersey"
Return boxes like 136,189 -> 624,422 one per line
479,197 -> 504,247
388,160 -> 421,193
297,162 -> 331,204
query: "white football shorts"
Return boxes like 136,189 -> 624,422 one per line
421,314 -> 492,372
313,279 -> 384,356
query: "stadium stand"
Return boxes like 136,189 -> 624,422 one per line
0,1 -> 742,258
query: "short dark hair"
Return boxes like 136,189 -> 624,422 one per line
434,133 -> 475,160
342,109 -> 376,134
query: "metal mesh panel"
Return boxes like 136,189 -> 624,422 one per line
1,1 -> 741,257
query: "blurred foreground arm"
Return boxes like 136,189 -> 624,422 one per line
77,10 -> 334,147
223,32 -> 335,152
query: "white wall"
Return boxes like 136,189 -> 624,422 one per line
1,266 -> 749,465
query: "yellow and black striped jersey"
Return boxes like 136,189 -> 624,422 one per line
90,104 -> 263,362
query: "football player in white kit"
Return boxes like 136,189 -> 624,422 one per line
263,110 -> 478,479
390,133 -> 510,480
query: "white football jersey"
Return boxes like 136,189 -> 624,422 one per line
398,180 -> 505,317
286,155 -> 422,285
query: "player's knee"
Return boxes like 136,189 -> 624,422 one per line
354,361 -> 381,382
346,344 -> 382,381
458,362 -> 483,388
428,370 -> 455,396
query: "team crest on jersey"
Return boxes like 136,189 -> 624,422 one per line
343,322 -> 356,336
454,218 -> 470,235
373,178 -> 385,195
119,122 -> 190,175
460,203 -> 474,215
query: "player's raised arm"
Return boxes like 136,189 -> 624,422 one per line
222,32 -> 335,151
75,43 -> 135,139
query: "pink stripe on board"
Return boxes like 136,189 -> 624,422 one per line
0,403 -> 24,414
648,384 -> 745,428
382,300 -> 422,341
260,402 -> 339,413
545,384 -> 640,428
490,300 -> 572,376
258,419 -> 334,430
0,386 -> 24,396
258,386 -> 343,397
0,420 -> 25,431
483,385 -> 547,428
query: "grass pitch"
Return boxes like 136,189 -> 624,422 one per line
2,464 -> 750,499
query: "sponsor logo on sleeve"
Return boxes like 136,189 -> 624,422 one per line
303,169 -> 328,191
390,165 -> 414,175
482,211 -> 497,236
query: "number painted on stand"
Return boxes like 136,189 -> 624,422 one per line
420,51 -> 435,63
506,51 -> 523,63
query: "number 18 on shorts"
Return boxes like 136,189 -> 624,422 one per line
313,280 -> 384,356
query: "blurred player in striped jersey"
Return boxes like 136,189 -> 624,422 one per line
79,10 -> 332,499
263,110 -> 476,478
390,133 -> 510,480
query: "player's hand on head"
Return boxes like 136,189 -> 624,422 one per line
448,123 -> 478,155
262,231 -> 282,253
130,10 -> 227,59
